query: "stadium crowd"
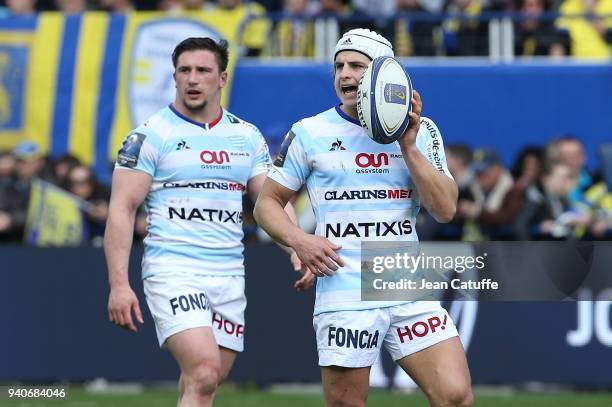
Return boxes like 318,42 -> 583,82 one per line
1,0 -> 611,59
1,136 -> 611,245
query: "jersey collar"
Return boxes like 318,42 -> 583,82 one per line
169,104 -> 224,130
335,104 -> 361,126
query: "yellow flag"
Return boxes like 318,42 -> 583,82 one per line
25,179 -> 85,246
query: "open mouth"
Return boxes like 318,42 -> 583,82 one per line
341,85 -> 358,97
187,89 -> 201,97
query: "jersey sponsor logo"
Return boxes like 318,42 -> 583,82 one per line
396,314 -> 448,343
176,139 -> 190,150
117,132 -> 147,168
325,220 -> 412,238
200,150 -> 230,164
162,181 -> 245,192
355,152 -> 388,168
422,119 -> 445,173
274,130 -> 296,167
353,152 -> 402,174
324,189 -> 412,201
212,312 -> 244,338
169,292 -> 210,315
168,207 -> 243,224
328,326 -> 379,349
329,139 -> 346,151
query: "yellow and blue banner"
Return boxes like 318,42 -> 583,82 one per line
0,12 -> 241,179
24,179 -> 86,246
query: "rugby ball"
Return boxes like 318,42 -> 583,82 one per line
357,56 -> 413,144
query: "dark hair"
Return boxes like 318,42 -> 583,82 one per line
511,146 -> 544,178
172,37 -> 229,72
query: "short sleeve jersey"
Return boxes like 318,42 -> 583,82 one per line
268,106 -> 453,315
115,105 -> 271,278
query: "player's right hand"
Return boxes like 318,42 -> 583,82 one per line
290,251 -> 316,291
108,285 -> 144,332
291,233 -> 344,277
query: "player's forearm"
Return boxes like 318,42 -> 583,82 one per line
254,195 -> 305,249
104,207 -> 137,288
402,145 -> 457,223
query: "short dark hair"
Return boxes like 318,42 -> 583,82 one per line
172,37 -> 229,72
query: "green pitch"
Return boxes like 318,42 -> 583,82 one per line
2,386 -> 612,406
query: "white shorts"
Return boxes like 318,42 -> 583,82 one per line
313,302 -> 458,368
143,274 -> 246,351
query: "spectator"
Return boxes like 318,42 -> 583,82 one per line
5,0 -> 38,15
448,143 -> 482,203
387,0 -> 439,56
0,141 -> 44,243
513,161 -> 589,239
546,136 -> 593,206
315,0 -> 374,32
443,0 -> 489,56
351,0 -> 395,18
64,164 -> 110,242
511,145 -> 545,189
457,148 -> 525,238
98,0 -> 134,12
55,0 -> 87,12
515,0 -> 570,56
271,0 -> 316,57
0,150 -> 15,191
557,0 -> 612,59
584,180 -> 612,238
52,153 -> 81,187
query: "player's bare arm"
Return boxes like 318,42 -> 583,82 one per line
254,179 -> 344,277
248,173 -> 297,255
398,90 -> 458,222
105,169 -> 151,332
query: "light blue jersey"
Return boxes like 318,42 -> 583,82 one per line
268,106 -> 453,315
116,105 -> 271,279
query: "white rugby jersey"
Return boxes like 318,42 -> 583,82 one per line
268,106 -> 453,315
115,105 -> 271,278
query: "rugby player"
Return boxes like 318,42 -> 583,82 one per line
104,37 -> 297,407
254,29 -> 473,407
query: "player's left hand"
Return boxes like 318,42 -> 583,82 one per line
398,90 -> 422,148
291,251 -> 316,291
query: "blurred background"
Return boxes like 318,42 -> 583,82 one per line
1,0 -> 612,404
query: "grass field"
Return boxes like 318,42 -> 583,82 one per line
2,386 -> 612,407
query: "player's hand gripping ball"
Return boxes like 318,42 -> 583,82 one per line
357,56 -> 413,144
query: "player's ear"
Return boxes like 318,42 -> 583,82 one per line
219,71 -> 228,88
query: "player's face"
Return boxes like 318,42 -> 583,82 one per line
174,49 -> 227,113
334,51 -> 370,111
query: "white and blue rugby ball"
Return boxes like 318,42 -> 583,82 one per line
357,56 -> 413,144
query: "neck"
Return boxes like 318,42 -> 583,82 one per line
339,104 -> 359,120
173,97 -> 222,124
